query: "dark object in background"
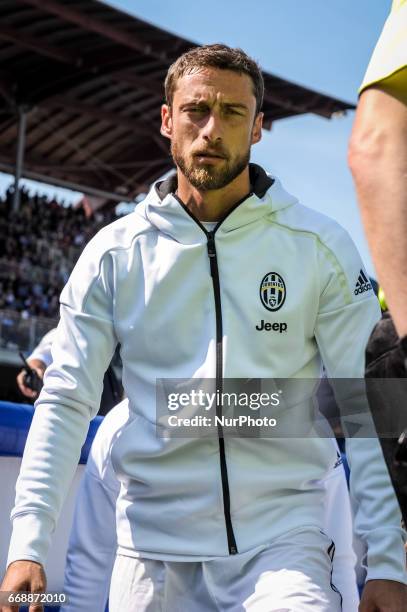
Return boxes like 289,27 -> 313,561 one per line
365,311 -> 407,524
0,361 -> 122,415
366,312 -> 406,377
394,430 -> 407,468
99,366 -> 122,416
19,351 -> 43,394
0,362 -> 31,404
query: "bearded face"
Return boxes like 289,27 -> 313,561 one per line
171,138 -> 251,191
161,67 -> 262,194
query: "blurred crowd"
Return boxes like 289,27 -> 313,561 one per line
0,185 -> 119,319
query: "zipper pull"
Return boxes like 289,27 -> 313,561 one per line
206,232 -> 216,277
207,232 -> 216,258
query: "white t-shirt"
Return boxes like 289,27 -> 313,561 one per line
28,328 -> 57,367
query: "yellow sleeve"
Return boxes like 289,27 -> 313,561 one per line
359,1 -> 407,102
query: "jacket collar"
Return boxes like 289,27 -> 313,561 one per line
143,163 -> 296,244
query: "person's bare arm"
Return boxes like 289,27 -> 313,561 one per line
359,579 -> 407,612
0,560 -> 46,612
16,359 -> 46,399
349,86 -> 407,337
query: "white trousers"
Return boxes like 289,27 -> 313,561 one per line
109,527 -> 342,611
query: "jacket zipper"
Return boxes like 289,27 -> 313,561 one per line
174,193 -> 252,556
206,231 -> 238,555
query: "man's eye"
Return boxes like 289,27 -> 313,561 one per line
187,107 -> 206,113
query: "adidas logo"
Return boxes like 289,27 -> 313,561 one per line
354,269 -> 372,295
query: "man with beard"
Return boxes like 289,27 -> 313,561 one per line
1,44 -> 407,611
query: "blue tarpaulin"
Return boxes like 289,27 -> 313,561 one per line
0,401 -> 103,463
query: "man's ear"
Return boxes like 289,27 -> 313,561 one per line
251,112 -> 263,145
161,104 -> 173,140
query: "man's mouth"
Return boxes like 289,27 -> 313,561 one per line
194,152 -> 226,160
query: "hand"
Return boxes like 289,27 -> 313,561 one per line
16,359 -> 45,399
0,560 -> 46,612
359,579 -> 407,611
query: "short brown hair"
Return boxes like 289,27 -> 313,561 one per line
165,44 -> 264,115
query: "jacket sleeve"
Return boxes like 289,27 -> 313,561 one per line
314,226 -> 407,585
7,239 -> 118,567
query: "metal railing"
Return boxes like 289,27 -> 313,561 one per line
0,309 -> 58,353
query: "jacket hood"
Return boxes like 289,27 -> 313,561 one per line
141,163 -> 298,244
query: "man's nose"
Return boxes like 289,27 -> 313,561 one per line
201,112 -> 223,142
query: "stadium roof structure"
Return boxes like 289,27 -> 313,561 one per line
0,0 -> 355,206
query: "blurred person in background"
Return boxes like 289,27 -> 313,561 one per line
16,329 -> 55,400
349,0 -> 407,360
349,0 -> 407,541
16,328 -> 121,415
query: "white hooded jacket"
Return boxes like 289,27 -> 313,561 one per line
7,165 -> 407,584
